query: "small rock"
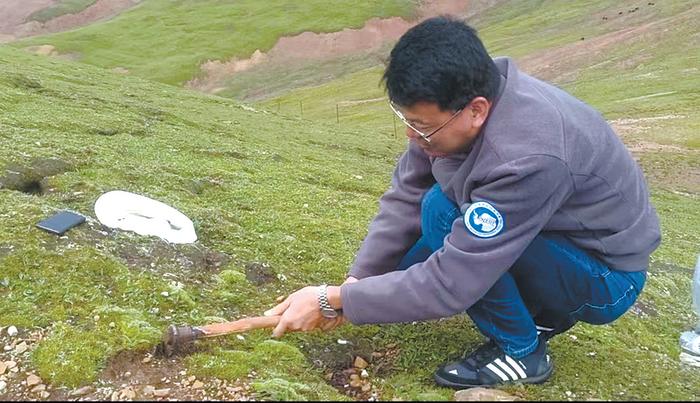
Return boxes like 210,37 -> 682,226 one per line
361,382 -> 372,393
109,322 -> 116,328
14,341 -> 28,354
0,380 -> 6,391
153,388 -> 171,397
354,356 -> 368,369
110,390 -> 120,401
454,387 -> 519,401
349,378 -> 362,388
3,345 -> 12,352
40,391 -> 50,399
192,380 -> 204,389
0,361 -> 7,375
5,361 -> 16,369
31,384 -> 46,393
119,386 -> 136,399
142,356 -> 152,364
7,326 -> 18,337
142,385 -> 156,396
70,385 -> 94,396
26,374 -> 42,386
350,374 -> 360,382
187,375 -> 196,382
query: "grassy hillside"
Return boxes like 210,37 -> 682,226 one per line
1,0 -> 699,401
0,44 -> 402,399
261,0 -> 699,142
14,0 -> 415,85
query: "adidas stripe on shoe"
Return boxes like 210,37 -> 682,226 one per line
434,338 -> 553,388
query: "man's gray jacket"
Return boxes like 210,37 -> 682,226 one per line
340,57 -> 661,325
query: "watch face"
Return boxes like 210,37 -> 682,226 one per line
322,308 -> 339,318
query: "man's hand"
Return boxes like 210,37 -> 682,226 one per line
264,286 -> 343,338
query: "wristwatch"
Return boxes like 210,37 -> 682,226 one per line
318,284 -> 340,319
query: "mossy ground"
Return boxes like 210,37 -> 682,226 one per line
1,0 -> 699,400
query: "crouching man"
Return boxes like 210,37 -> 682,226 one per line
265,16 -> 661,389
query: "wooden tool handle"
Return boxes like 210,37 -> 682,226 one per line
197,315 -> 281,338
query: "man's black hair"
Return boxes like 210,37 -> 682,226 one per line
383,16 -> 501,111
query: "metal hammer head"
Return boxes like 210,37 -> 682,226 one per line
157,325 -> 204,357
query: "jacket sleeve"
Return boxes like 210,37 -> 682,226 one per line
341,155 -> 574,324
348,141 -> 435,279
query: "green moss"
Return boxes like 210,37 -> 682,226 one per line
186,340 -> 344,400
252,340 -> 307,373
187,340 -> 306,380
29,307 -> 160,387
252,378 -> 312,401
186,350 -> 255,380
414,391 -> 450,401
32,323 -> 112,387
218,269 -> 247,287
92,305 -> 161,349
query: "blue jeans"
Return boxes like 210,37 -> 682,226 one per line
398,184 -> 646,358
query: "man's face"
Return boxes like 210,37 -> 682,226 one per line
395,98 -> 491,158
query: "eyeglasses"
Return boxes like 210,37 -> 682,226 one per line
389,101 -> 464,143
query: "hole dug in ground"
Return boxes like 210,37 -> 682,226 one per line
0,158 -> 72,195
303,337 -> 400,401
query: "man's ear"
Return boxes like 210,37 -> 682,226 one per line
468,97 -> 492,128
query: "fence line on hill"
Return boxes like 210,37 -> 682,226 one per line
269,96 -> 401,138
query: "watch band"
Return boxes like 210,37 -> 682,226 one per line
318,284 -> 339,318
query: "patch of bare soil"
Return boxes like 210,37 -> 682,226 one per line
304,338 -> 401,401
518,4 -> 699,83
187,0 -> 479,93
0,0 -> 55,40
1,0 -> 141,43
609,115 -> 700,194
610,115 -> 692,154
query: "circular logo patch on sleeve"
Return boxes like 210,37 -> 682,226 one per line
464,201 -> 504,238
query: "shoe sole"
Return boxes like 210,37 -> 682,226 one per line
433,362 -> 554,389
